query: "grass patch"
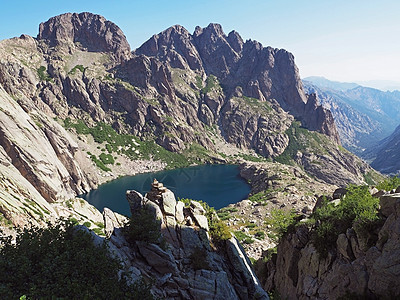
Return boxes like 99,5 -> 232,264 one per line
249,190 -> 272,203
195,75 -> 203,89
243,96 -> 272,112
90,154 -> 111,172
234,231 -> 254,244
376,176 -> 400,191
68,64 -> 86,75
37,66 -> 51,81
99,153 -> 115,165
265,209 -> 297,242
238,153 -> 266,162
275,121 -> 328,165
201,75 -> 219,94
63,118 -> 197,169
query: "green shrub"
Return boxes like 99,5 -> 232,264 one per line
265,208 -> 297,242
83,221 -> 91,228
124,207 -> 162,246
69,217 -> 79,225
99,153 -> 115,165
95,221 -> 105,229
255,231 -> 265,240
180,199 -> 231,244
234,231 -> 254,244
0,219 -> 153,299
249,190 -> 271,203
37,66 -> 51,81
69,64 -> 86,75
209,220 -> 231,242
90,154 -> 111,172
201,74 -> 218,94
376,176 -> 400,191
311,185 -> 381,257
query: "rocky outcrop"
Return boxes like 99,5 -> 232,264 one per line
38,12 -> 131,62
104,181 -> 269,299
0,86 -> 92,204
261,190 -> 400,299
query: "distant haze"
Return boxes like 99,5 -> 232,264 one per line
304,76 -> 400,92
354,80 -> 400,92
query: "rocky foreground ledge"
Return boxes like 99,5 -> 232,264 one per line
261,187 -> 400,299
88,180 -> 269,300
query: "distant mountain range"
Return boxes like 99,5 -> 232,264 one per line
303,76 -> 360,91
369,124 -> 400,175
304,76 -> 400,174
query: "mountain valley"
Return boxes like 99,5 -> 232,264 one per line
0,12 -> 397,299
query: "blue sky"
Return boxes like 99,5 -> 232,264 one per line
1,0 -> 399,84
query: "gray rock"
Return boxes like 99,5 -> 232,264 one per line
226,237 -> 269,299
175,200 -> 185,223
380,193 -> 400,217
103,207 -> 117,238
137,242 -> 179,275
336,233 -> 354,260
162,190 -> 176,216
214,271 -> 239,300
190,200 -> 206,215
126,190 -> 143,215
38,12 -> 131,62
180,225 -> 203,254
144,199 -> 163,222
193,214 -> 209,231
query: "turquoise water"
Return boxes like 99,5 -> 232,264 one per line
81,164 -> 251,215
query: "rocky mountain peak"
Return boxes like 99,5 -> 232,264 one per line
194,23 -> 225,37
37,12 -> 131,61
227,30 -> 244,52
134,22 -> 340,144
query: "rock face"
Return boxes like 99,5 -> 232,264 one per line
137,23 -> 340,145
261,191 -> 400,299
370,124 -> 400,175
38,12 -> 131,62
0,84 -> 96,226
107,183 -> 269,300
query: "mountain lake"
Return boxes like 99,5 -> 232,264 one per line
81,164 -> 251,215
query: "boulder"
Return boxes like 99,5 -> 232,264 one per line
380,193 -> 400,217
193,214 -> 209,231
336,233 -> 354,260
175,200 -> 185,223
126,190 -> 143,215
333,187 -> 347,199
103,207 -> 118,238
161,190 -> 176,216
